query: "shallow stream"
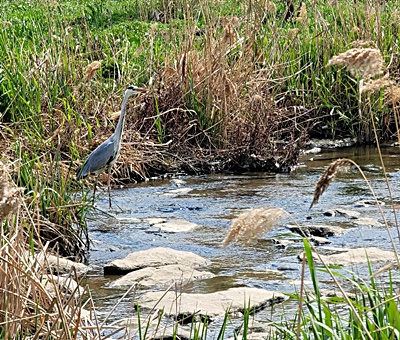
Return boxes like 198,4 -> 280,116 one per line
84,145 -> 400,332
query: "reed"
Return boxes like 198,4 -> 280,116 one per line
0,163 -> 106,338
309,159 -> 352,209
223,207 -> 288,246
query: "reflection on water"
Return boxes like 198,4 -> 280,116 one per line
84,145 -> 400,323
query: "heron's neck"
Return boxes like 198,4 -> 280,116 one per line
114,93 -> 130,144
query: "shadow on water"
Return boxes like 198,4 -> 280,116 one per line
84,145 -> 400,327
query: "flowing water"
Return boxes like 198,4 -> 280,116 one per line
84,145 -> 400,333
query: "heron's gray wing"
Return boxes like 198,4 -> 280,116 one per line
78,139 -> 115,178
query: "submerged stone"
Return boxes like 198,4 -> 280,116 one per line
104,247 -> 208,275
287,224 -> 344,237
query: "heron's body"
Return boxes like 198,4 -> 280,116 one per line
76,85 -> 147,207
76,134 -> 119,178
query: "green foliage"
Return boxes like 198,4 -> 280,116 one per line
269,239 -> 400,339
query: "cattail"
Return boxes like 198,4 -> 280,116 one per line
327,48 -> 384,79
83,60 -> 101,81
296,2 -> 307,24
223,207 -> 287,246
310,159 -> 352,209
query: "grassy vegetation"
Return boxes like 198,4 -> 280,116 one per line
1,0 -> 400,338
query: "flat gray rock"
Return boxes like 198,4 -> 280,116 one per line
104,247 -> 208,275
36,252 -> 89,276
154,219 -> 198,233
334,209 -> 361,219
110,264 -> 215,288
287,224 -> 344,237
164,188 -> 193,195
299,247 -> 396,266
352,217 -> 382,227
138,287 -> 286,318
44,274 -> 85,299
355,200 -> 385,207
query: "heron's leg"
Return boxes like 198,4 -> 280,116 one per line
107,168 -> 112,209
93,177 -> 98,203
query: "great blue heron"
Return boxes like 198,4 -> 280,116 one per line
76,85 -> 148,208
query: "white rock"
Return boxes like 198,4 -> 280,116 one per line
104,247 -> 208,275
138,287 -> 286,318
352,217 -> 382,227
334,209 -> 360,219
154,219 -> 198,233
36,252 -> 89,276
299,247 -> 396,266
110,264 -> 215,288
165,188 -> 192,195
43,274 -> 85,298
146,217 -> 167,225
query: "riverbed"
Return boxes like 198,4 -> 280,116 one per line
84,145 -> 400,332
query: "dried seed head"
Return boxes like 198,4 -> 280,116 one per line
250,94 -> 264,110
83,60 -> 101,81
265,0 -> 276,14
296,2 -> 307,24
327,48 -> 384,79
384,85 -> 400,107
0,163 -> 23,222
223,21 -> 235,44
223,207 -> 287,246
110,110 -> 121,121
361,74 -> 393,94
222,17 -> 239,44
349,40 -> 378,49
287,28 -> 299,39
310,159 -> 352,209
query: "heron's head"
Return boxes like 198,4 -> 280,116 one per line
125,85 -> 148,98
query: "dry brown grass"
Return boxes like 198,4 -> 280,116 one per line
83,60 -> 102,81
0,162 -> 125,338
223,207 -> 288,246
0,163 -> 23,222
296,2 -> 307,24
105,16 -> 310,180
